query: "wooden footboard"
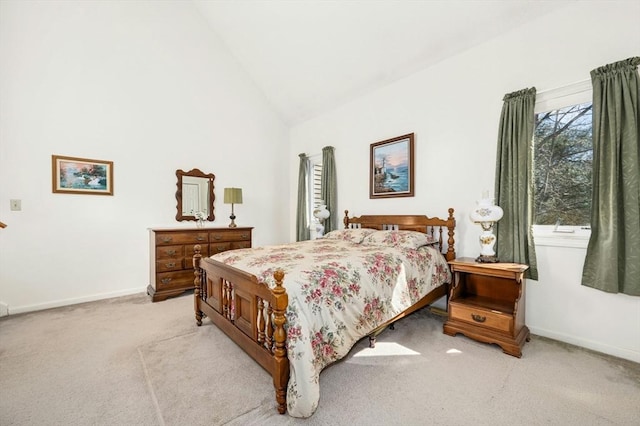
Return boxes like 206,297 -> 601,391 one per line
192,245 -> 289,414
193,209 -> 457,416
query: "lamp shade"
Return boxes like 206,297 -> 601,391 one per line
223,188 -> 243,204
313,202 -> 330,221
470,198 -> 503,223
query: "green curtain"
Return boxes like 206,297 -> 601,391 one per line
296,153 -> 310,241
321,146 -> 338,233
494,87 -> 538,280
582,57 -> 640,296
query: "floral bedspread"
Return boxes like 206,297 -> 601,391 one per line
211,237 -> 451,418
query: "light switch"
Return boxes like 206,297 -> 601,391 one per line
10,199 -> 21,211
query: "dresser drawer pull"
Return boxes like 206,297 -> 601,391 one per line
196,236 -> 205,241
161,236 -> 173,243
471,314 -> 486,323
161,278 -> 172,284
165,262 -> 176,268
166,250 -> 177,256
213,235 -> 222,241
216,247 -> 225,252
240,234 -> 248,239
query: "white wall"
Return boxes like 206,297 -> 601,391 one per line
0,1 -> 289,313
290,1 -> 640,362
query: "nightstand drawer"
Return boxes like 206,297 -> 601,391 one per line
449,303 -> 512,333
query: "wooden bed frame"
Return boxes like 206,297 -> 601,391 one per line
192,209 -> 456,415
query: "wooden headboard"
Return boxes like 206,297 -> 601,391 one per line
343,208 -> 456,261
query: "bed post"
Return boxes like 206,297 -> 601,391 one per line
445,208 -> 456,261
193,244 -> 204,326
271,269 -> 289,414
343,210 -> 349,229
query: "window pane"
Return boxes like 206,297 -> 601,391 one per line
533,102 -> 592,226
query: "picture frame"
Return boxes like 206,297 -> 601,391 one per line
370,133 -> 414,198
52,155 -> 114,195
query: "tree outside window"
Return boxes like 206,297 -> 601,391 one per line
533,102 -> 592,226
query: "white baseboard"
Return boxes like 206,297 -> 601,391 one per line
6,287 -> 148,315
529,326 -> 640,364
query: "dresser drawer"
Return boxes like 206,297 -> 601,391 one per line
209,230 -> 251,242
231,241 -> 251,250
156,245 -> 183,259
156,259 -> 183,272
156,232 -> 208,245
449,302 -> 512,333
156,270 -> 195,291
210,242 -> 232,254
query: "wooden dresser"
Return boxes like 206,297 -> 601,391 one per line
148,227 -> 253,302
443,258 -> 530,357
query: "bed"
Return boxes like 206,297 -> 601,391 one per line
192,209 -> 456,418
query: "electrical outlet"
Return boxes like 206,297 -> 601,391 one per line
10,199 -> 21,211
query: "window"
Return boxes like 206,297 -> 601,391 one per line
308,157 -> 323,231
532,81 -> 592,246
533,102 -> 592,225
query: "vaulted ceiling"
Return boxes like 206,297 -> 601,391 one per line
194,0 -> 569,125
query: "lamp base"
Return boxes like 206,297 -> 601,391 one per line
228,214 -> 237,228
476,254 -> 500,263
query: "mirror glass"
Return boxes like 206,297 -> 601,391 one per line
175,169 -> 215,221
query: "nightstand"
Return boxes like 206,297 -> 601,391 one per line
443,257 -> 530,357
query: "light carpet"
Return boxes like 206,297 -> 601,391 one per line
1,293 -> 638,425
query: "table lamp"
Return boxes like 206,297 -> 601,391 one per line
470,192 -> 503,263
223,187 -> 243,228
313,201 -> 330,237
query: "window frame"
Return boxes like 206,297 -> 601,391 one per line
532,80 -> 592,249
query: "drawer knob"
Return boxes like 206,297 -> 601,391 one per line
197,236 -> 205,241
166,250 -> 176,256
213,235 -> 222,241
471,314 -> 486,323
165,262 -> 175,268
240,234 -> 248,239
161,278 -> 172,284
161,237 -> 172,243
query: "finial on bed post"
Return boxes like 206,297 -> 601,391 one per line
343,210 -> 349,229
193,244 -> 204,326
271,269 -> 289,414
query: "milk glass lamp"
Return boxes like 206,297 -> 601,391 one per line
313,201 -> 331,237
470,194 -> 504,263
223,187 -> 243,228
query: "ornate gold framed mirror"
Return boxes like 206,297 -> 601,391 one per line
175,169 -> 215,222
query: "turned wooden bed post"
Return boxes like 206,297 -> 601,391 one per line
445,208 -> 456,261
193,244 -> 204,326
271,269 -> 289,414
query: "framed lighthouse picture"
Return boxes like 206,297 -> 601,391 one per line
369,133 -> 414,199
